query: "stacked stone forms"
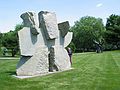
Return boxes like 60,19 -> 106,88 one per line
16,11 -> 73,76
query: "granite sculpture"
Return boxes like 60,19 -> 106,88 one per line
16,11 -> 73,76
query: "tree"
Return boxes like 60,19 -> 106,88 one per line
67,41 -> 76,53
0,32 -> 2,45
14,23 -> 24,32
105,14 -> 120,49
0,32 -> 3,52
71,16 -> 105,52
1,23 -> 23,56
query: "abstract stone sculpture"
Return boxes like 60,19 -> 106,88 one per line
16,11 -> 73,76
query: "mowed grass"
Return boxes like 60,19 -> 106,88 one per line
0,51 -> 120,90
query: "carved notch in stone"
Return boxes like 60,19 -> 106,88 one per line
21,12 -> 39,35
49,46 -> 58,72
58,21 -> 70,37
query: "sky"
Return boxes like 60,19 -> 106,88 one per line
0,0 -> 120,33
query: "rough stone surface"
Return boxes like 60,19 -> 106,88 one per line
18,27 -> 47,56
21,12 -> 38,27
18,12 -> 47,56
17,11 -> 73,76
39,11 -> 58,40
17,46 -> 49,76
54,46 -> 71,71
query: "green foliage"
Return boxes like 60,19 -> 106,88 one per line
2,31 -> 18,48
15,23 -> 24,32
1,23 -> 23,56
105,14 -> 120,49
0,51 -> 120,90
0,32 -> 3,51
67,42 -> 76,52
71,16 -> 105,51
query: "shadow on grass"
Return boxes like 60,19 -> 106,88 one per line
0,55 -> 19,57
5,71 -> 17,75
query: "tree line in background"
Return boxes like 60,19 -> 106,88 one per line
0,14 -> 120,56
68,14 -> 120,52
0,24 -> 23,56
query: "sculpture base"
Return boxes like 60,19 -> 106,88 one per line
13,68 -> 73,79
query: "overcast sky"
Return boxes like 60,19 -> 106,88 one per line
0,0 -> 120,33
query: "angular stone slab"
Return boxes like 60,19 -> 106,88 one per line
21,12 -> 37,27
64,32 -> 73,47
18,27 -> 47,56
58,21 -> 70,37
18,27 -> 33,56
16,46 -> 49,76
38,11 -> 58,40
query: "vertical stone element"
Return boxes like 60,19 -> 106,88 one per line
18,27 -> 33,56
58,21 -> 73,47
19,12 -> 39,56
17,12 -> 49,76
38,11 -> 58,40
53,46 -> 71,71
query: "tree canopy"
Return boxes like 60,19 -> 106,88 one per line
71,16 -> 105,51
105,14 -> 120,49
0,32 -> 3,49
1,24 -> 23,56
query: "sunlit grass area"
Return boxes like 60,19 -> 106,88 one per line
0,50 -> 120,90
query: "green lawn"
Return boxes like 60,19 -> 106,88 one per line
0,51 -> 120,90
